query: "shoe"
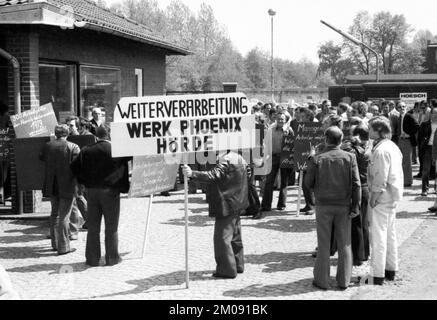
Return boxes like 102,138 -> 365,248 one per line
421,191 -> 428,197
86,261 -> 100,267
304,210 -> 315,215
312,281 -> 327,290
106,257 -> 122,266
160,191 -> 170,196
338,286 -> 348,291
58,248 -> 77,256
404,184 -> 412,187
361,276 -> 384,285
414,174 -> 422,179
212,273 -> 236,279
261,207 -> 271,212
252,211 -> 264,220
428,206 -> 437,212
385,270 -> 396,281
300,206 -> 311,213
237,269 -> 244,274
276,206 -> 286,211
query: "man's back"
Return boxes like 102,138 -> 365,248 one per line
305,145 -> 361,208
71,140 -> 129,192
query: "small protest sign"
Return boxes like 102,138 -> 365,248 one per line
293,122 -> 324,171
280,130 -> 295,168
129,155 -> 180,198
111,93 -> 256,157
10,103 -> 58,138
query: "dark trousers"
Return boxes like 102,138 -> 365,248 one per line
261,155 -> 292,210
214,214 -> 244,277
351,186 -> 370,263
314,205 -> 352,289
50,196 -> 74,253
86,188 -> 121,265
302,171 -> 315,209
422,146 -> 434,192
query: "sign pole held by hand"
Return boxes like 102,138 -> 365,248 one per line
183,158 -> 190,289
296,171 -> 303,216
140,194 -> 153,259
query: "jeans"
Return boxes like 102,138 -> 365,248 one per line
398,138 -> 413,186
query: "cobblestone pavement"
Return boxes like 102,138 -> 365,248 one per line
1,167 -> 436,300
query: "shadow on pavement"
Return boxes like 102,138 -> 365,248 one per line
245,251 -> 315,273
0,246 -> 58,259
0,234 -> 48,244
396,211 -> 435,219
222,278 -> 317,298
6,261 -> 89,274
246,218 -> 316,233
163,214 -> 212,227
88,270 -> 215,299
3,220 -> 48,235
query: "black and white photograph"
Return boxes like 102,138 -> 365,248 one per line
1,0 -> 437,306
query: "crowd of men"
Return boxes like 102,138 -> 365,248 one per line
247,97 -> 437,289
2,97 -> 435,297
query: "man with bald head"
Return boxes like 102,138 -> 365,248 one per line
305,126 -> 361,290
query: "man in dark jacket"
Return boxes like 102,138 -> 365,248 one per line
183,151 -> 249,279
396,102 -> 419,187
304,126 -> 361,290
71,125 -> 130,267
40,124 -> 80,255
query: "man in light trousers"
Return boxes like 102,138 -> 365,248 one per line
367,116 -> 404,285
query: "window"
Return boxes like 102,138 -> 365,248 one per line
39,63 -> 76,121
135,68 -> 143,97
80,66 -> 121,123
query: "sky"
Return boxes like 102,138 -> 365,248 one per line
103,0 -> 437,63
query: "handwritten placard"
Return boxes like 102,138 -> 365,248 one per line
129,155 -> 180,198
0,127 -> 11,160
293,122 -> 324,170
10,103 -> 58,138
280,131 -> 295,168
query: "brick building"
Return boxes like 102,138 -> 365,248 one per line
0,0 -> 190,214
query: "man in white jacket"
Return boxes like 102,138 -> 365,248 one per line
367,116 -> 404,285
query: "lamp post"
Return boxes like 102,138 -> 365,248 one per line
268,9 -> 276,99
320,20 -> 380,82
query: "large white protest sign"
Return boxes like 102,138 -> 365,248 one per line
111,93 -> 256,157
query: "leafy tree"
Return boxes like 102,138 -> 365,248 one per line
317,41 -> 356,84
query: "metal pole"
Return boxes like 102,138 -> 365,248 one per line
271,15 -> 274,99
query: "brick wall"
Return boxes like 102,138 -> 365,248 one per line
4,26 -> 41,213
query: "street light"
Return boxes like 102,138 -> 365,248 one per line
320,20 -> 380,82
268,9 -> 276,99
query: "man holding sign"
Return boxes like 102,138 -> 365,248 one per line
183,151 -> 249,279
